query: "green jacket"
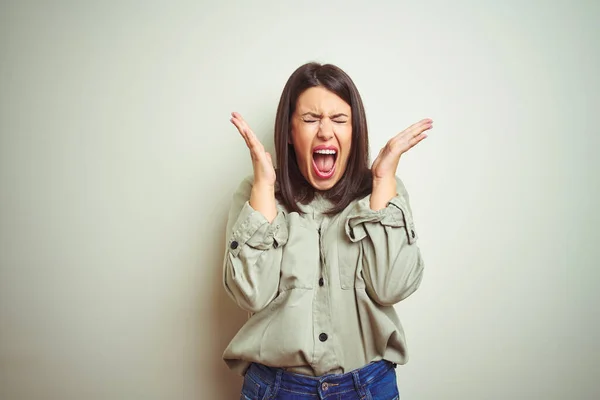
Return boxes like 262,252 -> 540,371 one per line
223,175 -> 424,376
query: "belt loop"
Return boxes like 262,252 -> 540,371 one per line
352,370 -> 367,399
266,368 -> 282,400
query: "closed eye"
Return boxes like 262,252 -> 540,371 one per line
330,113 -> 349,124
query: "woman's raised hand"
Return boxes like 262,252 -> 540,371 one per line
371,118 -> 433,182
230,112 -> 276,188
369,118 -> 433,210
230,112 -> 277,222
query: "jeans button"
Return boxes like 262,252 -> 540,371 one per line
322,382 -> 329,391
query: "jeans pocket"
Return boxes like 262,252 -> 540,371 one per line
241,370 -> 275,400
366,388 -> 400,400
240,373 -> 260,400
365,366 -> 399,399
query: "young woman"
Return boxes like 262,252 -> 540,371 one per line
223,62 -> 432,399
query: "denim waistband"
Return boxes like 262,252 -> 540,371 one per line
246,360 -> 395,397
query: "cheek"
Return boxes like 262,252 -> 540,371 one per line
341,130 -> 353,155
292,132 -> 313,160
291,141 -> 309,169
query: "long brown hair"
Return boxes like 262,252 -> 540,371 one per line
274,62 -> 372,215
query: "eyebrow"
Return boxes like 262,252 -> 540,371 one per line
329,113 -> 349,119
300,112 -> 349,118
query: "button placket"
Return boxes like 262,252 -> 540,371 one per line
312,215 -> 338,374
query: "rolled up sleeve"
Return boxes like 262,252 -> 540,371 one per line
223,177 -> 288,313
345,177 -> 424,305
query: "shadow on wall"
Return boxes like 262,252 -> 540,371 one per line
207,203 -> 248,399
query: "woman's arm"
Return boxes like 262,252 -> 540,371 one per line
230,112 -> 277,222
223,113 -> 283,312
347,118 -> 433,305
223,177 -> 287,313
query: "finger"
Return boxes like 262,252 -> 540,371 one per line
230,115 -> 245,134
231,113 -> 261,152
231,111 -> 247,125
230,114 -> 251,135
233,113 -> 258,143
408,132 -> 428,148
231,112 -> 254,135
405,118 -> 433,132
230,112 -> 266,158
230,112 -> 252,134
231,111 -> 247,121
389,120 -> 431,142
408,120 -> 433,138
230,117 -> 251,148
400,119 -> 433,138
240,124 -> 265,157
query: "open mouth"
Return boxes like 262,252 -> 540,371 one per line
312,147 -> 337,179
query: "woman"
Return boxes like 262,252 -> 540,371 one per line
223,62 -> 432,399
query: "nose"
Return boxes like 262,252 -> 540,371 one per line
317,119 -> 334,140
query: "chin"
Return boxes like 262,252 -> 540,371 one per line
307,173 -> 341,192
310,182 -> 334,191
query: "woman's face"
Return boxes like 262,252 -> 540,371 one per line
290,86 -> 353,191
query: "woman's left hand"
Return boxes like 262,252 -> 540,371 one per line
369,118 -> 433,210
371,118 -> 433,182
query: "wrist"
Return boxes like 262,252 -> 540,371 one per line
370,175 -> 396,211
252,180 -> 275,194
250,183 -> 277,223
372,175 -> 396,190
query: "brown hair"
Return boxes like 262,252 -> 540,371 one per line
274,62 -> 372,215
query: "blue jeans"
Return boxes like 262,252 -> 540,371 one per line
240,360 -> 399,399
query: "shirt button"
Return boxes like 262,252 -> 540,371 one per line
318,278 -> 324,287
319,333 -> 328,342
230,241 -> 239,250
411,230 -> 416,238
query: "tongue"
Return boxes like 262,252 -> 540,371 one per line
314,154 -> 335,172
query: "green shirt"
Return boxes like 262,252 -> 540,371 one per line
222,175 -> 424,376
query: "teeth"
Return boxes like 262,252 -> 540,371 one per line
314,149 -> 337,155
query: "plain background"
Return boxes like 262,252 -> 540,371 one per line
1,1 -> 598,399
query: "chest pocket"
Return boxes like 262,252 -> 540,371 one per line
336,222 -> 367,290
279,213 -> 318,291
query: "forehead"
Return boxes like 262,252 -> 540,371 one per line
295,86 -> 351,113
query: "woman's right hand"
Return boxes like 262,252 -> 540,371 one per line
230,112 -> 276,188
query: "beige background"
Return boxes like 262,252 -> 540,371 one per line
1,1 -> 598,399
